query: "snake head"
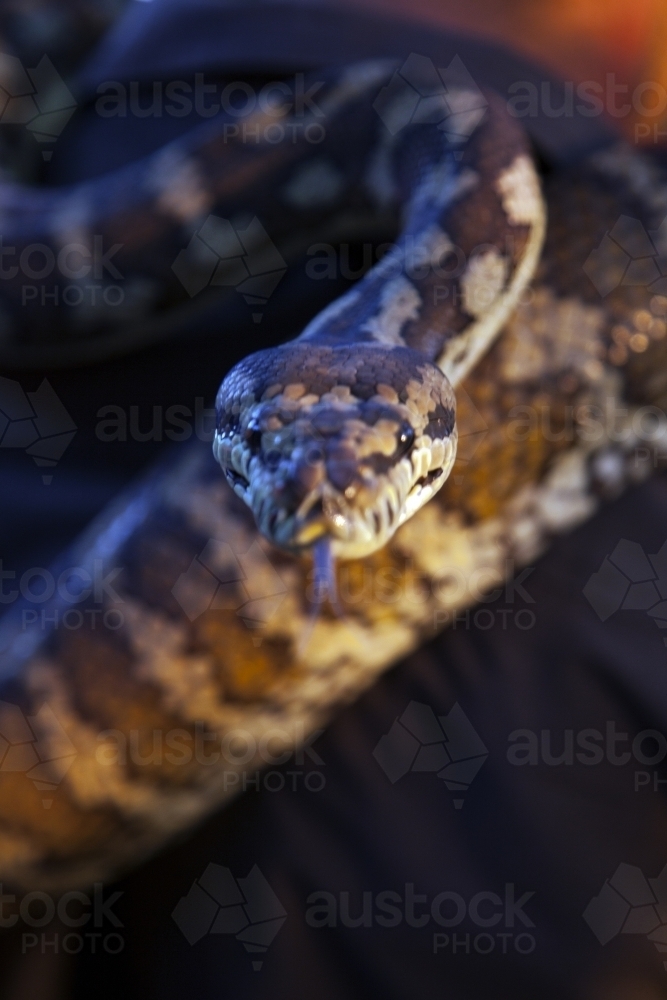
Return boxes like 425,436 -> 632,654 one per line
214,344 -> 457,559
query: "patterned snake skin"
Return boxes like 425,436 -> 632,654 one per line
1,5 -> 667,891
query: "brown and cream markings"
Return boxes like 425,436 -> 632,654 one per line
0,47 -> 664,890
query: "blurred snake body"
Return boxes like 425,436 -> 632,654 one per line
0,44 -> 666,889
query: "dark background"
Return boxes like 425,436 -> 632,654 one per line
1,2 -> 667,997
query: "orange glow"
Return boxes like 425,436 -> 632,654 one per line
368,0 -> 667,142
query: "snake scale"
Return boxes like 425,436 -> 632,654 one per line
1,4 -> 667,892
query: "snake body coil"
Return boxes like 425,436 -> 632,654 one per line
213,73 -> 543,561
0,38 -> 665,891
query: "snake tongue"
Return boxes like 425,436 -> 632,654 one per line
312,536 -> 342,615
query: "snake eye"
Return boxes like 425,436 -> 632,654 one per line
221,412 -> 240,438
395,424 -> 415,458
245,421 -> 263,452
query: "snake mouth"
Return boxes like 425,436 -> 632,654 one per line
263,489 -> 361,551
253,432 -> 457,559
293,491 -> 383,549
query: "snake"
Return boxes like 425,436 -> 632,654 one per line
1,3 -> 667,892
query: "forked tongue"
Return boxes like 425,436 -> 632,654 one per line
297,537 -> 343,657
313,535 -> 342,611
